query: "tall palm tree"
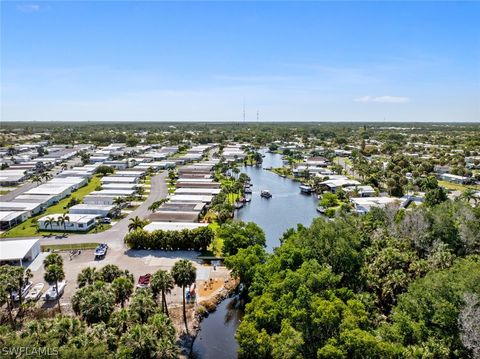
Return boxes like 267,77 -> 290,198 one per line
150,270 -> 174,317
112,276 -> 134,308
41,172 -> 53,182
44,253 -> 63,268
128,216 -> 147,232
77,267 -> 97,288
109,308 -> 131,336
31,175 -> 42,185
171,259 -> 196,334
130,290 -> 157,324
45,217 -> 56,232
44,263 -> 65,312
57,213 -> 70,235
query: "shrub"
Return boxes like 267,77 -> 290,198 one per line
124,227 -> 214,251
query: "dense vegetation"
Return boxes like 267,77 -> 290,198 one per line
0,262 -> 183,358
226,200 -> 480,358
124,227 -> 214,251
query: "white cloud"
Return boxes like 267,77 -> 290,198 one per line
354,95 -> 411,103
17,4 -> 41,12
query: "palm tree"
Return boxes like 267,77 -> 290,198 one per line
31,175 -> 42,185
45,217 -> 56,232
60,163 -> 69,171
137,186 -> 145,197
77,267 -> 97,288
130,290 -> 157,324
109,308 -> 131,336
128,216 -> 147,232
151,270 -> 174,317
113,196 -> 126,210
148,199 -> 168,213
461,189 -> 478,206
112,276 -> 134,308
56,213 -> 70,235
44,263 -> 65,312
44,253 -> 63,268
41,172 -> 53,182
172,259 -> 196,334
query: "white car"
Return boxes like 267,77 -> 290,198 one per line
12,282 -> 33,302
25,283 -> 45,302
42,281 -> 66,301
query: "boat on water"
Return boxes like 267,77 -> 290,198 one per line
280,174 -> 287,178
235,201 -> 244,209
300,184 -> 313,194
261,190 -> 272,198
244,196 -> 252,202
316,206 -> 326,214
244,187 -> 252,194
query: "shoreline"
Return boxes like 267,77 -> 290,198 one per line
178,277 -> 239,358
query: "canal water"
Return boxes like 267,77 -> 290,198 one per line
236,150 -> 319,251
192,150 -> 320,358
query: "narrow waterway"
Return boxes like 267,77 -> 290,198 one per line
192,150 -> 320,358
236,150 -> 320,251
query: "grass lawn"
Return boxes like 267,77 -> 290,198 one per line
41,243 -> 100,252
438,180 -> 480,192
1,175 -> 102,238
0,190 -> 11,195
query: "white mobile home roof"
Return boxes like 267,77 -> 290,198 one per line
25,184 -> 71,196
13,194 -> 56,203
38,213 -> 97,224
115,171 -> 144,177
90,189 -> 136,196
0,211 -> 28,222
101,176 -> 138,183
102,183 -> 138,190
177,178 -> 214,183
0,239 -> 40,261
143,221 -> 208,232
169,194 -> 213,203
174,188 -> 221,195
0,202 -> 42,212
69,204 -> 114,211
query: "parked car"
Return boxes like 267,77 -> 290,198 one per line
95,243 -> 108,258
136,274 -> 152,289
12,282 -> 33,301
101,217 -> 111,224
25,283 -> 45,302
42,281 -> 66,301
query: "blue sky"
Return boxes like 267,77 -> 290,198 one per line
1,1 -> 479,122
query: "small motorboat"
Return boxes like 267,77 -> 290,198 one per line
26,283 -> 44,302
300,185 -> 313,194
244,187 -> 252,194
316,206 -> 326,214
280,174 -> 286,178
244,196 -> 252,202
261,190 -> 272,198
43,281 -> 66,301
235,201 -> 244,209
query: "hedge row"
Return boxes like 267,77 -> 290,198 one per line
124,227 -> 214,251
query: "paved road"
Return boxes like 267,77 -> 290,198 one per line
3,171 -> 168,250
0,181 -> 38,202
